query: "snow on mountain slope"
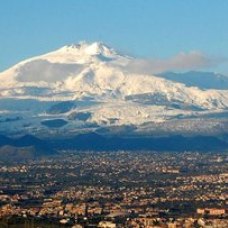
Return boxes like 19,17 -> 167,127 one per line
1,42 -> 228,107
0,42 -> 228,136
0,42 -> 128,85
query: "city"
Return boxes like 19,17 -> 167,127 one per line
0,151 -> 227,227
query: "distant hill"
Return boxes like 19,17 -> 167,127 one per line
1,133 -> 227,157
0,146 -> 38,162
51,133 -> 228,152
0,134 -> 55,161
157,71 -> 228,90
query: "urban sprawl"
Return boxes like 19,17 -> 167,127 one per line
0,151 -> 227,227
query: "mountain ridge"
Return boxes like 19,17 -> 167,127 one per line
0,133 -> 227,155
157,71 -> 228,90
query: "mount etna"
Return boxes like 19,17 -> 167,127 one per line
0,42 -> 228,156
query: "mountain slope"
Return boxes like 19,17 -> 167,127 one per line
0,41 -> 228,139
0,42 -> 228,109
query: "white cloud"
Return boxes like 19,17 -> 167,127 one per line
125,51 -> 225,74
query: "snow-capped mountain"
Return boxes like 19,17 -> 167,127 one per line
0,42 -> 228,137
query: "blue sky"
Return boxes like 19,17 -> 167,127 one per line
0,0 -> 228,73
